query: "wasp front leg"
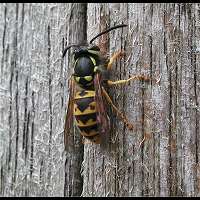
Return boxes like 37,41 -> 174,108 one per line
101,87 -> 134,131
107,51 -> 125,70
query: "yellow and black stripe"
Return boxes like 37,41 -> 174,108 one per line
74,90 -> 100,143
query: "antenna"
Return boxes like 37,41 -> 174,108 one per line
89,24 -> 128,44
62,44 -> 81,58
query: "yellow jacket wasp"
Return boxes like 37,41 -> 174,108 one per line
62,24 -> 154,150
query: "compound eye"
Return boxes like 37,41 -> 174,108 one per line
89,56 -> 96,66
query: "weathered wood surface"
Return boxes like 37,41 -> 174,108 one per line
0,3 -> 200,197
84,3 -> 200,197
0,3 -> 85,196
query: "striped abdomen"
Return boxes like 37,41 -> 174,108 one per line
74,90 -> 100,144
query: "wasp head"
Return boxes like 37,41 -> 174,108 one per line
73,45 -> 99,60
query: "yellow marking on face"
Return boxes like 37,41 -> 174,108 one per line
84,76 -> 93,82
74,76 -> 80,82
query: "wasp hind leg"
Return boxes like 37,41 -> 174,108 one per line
102,87 -> 134,131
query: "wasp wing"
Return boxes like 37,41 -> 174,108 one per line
93,73 -> 110,137
64,77 -> 76,151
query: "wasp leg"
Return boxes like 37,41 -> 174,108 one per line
101,87 -> 134,130
107,75 -> 157,86
107,51 -> 125,70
